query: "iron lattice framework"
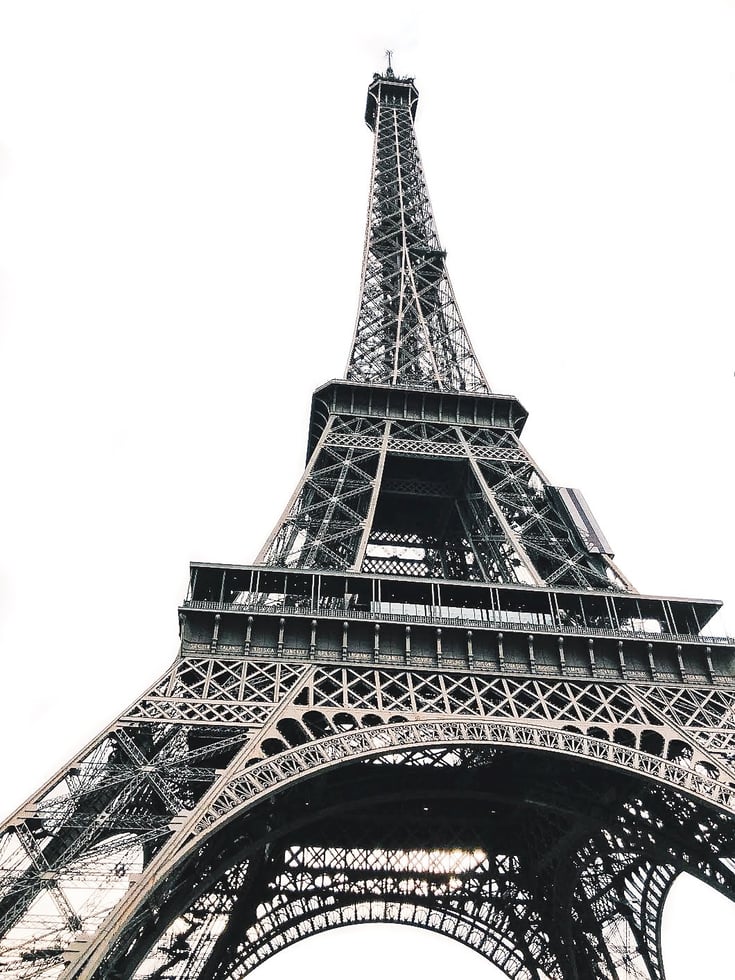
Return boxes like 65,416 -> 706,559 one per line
2,67 -> 734,980
345,73 -> 487,392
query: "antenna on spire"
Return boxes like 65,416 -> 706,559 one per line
385,49 -> 394,76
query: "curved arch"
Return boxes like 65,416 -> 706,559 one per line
230,897 -> 547,980
613,727 -> 636,748
133,859 -> 555,980
64,720 -> 735,979
640,730 -> 665,758
197,719 -> 734,846
128,781 -> 563,980
631,863 -> 678,980
276,717 -> 310,746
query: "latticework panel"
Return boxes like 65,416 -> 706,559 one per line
0,661 -> 312,976
258,417 -> 387,570
259,412 -> 630,589
5,648 -> 735,980
3,60 -> 732,980
467,432 -> 625,591
48,743 -> 735,980
0,722 -> 229,977
345,73 -> 488,393
634,685 -> 735,766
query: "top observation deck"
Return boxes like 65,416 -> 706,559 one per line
365,70 -> 419,131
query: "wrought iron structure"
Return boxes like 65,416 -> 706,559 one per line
2,66 -> 735,980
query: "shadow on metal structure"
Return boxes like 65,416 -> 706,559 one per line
2,65 -> 735,980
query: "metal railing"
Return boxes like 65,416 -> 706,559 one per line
181,599 -> 733,647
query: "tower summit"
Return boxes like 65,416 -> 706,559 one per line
2,68 -> 735,980
259,68 -> 631,591
351,70 -> 488,392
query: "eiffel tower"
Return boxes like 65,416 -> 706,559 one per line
3,64 -> 735,980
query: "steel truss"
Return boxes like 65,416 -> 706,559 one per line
259,416 -> 628,590
2,65 -> 733,980
3,651 -> 735,979
346,72 -> 488,393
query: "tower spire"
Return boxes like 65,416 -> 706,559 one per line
256,71 -> 632,588
346,69 -> 489,393
1,65 -> 735,980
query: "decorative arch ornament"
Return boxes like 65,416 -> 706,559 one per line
195,718 -> 735,842
3,63 -> 735,980
57,718 -> 735,980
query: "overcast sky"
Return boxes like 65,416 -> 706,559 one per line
1,2 -> 734,977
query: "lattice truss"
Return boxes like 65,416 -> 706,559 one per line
260,416 -> 626,590
258,416 -> 384,571
16,745 -> 735,980
345,73 -> 488,392
2,66 -> 732,980
0,660 -> 309,978
4,653 -> 735,979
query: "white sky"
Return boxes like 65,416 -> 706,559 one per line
1,1 -> 734,977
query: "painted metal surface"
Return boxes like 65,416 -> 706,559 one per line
1,67 -> 733,980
